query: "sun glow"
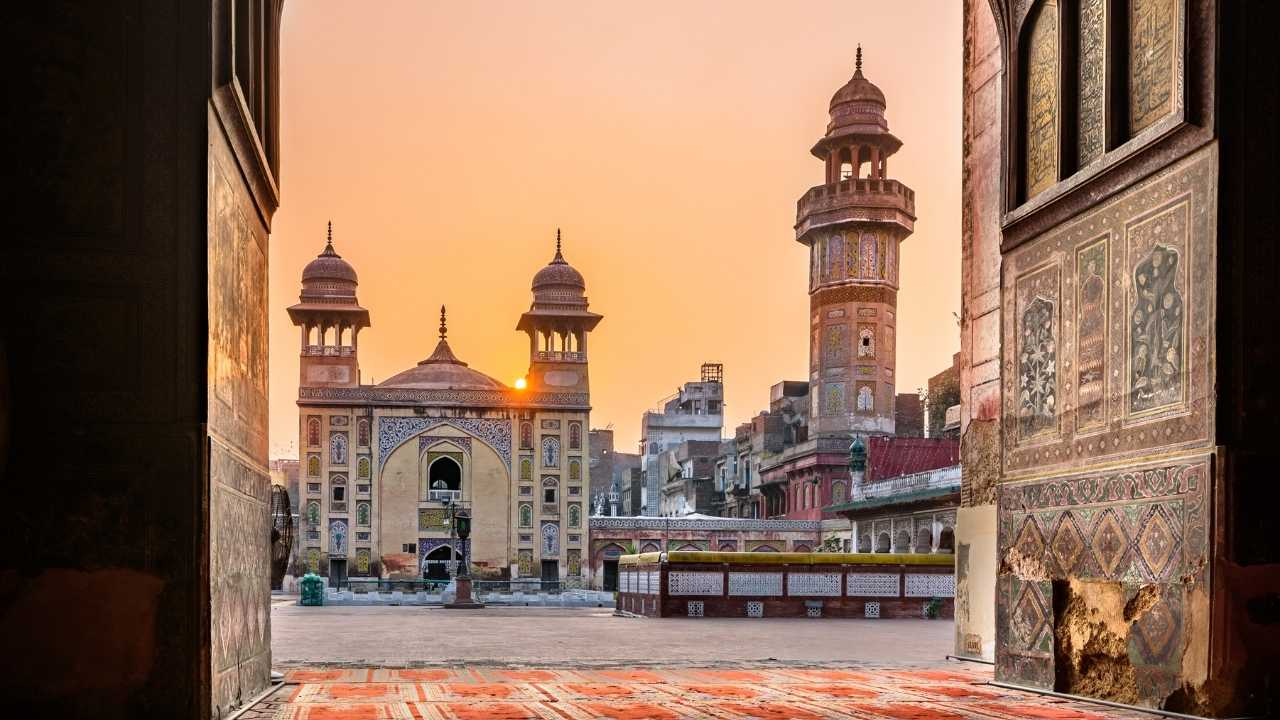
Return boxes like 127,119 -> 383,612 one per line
514,377 -> 527,390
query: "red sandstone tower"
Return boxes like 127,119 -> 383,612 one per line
796,47 -> 916,437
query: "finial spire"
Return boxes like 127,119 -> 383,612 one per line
327,220 -> 333,246
855,45 -> 863,74
552,228 -> 565,263
439,305 -> 447,341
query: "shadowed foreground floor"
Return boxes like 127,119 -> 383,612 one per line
237,664 -> 1146,719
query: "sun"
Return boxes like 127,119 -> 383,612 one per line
514,377 -> 527,390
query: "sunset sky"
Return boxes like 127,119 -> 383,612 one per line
269,1 -> 962,458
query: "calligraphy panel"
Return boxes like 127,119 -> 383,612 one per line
1025,0 -> 1060,198
1078,0 -> 1107,165
1129,0 -> 1178,135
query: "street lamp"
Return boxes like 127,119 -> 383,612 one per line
443,499 -> 484,609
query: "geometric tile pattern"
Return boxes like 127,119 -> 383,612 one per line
864,601 -> 881,618
243,664 -> 1149,719
995,459 -> 1210,696
746,601 -> 765,618
687,601 -> 705,617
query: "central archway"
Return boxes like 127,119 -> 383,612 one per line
427,456 -> 462,503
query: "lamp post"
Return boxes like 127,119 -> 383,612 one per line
443,500 -> 484,609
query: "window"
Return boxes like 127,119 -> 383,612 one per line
569,459 -> 581,480
330,432 -> 348,465
357,456 -> 370,479
519,504 -> 532,528
403,543 -> 416,553
356,502 -> 370,526
542,436 -> 560,468
519,485 -> 532,496
544,487 -> 557,504
427,456 -> 461,503
569,423 -> 581,449
307,455 -> 320,477
357,418 -> 370,447
520,422 -> 533,449
332,486 -> 345,502
568,504 -> 581,528
520,457 -> 532,480
307,417 -> 321,447
568,486 -> 580,496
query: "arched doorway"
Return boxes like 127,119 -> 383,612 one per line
600,544 -> 626,591
916,527 -> 934,554
938,528 -> 956,554
421,545 -> 455,581
428,456 -> 462,503
876,532 -> 891,553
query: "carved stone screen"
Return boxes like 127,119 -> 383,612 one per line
905,573 -> 956,598
848,573 -> 901,597
668,571 -> 724,596
1078,0 -> 1107,165
729,572 -> 784,597
1129,0 -> 1178,135
787,572 -> 843,597
1025,0 -> 1060,198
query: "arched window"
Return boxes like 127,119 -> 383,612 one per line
568,423 -> 581,449
520,457 -> 532,480
831,481 -> 847,504
858,328 -> 875,358
857,386 -> 875,412
427,457 -> 461,502
357,456 -> 370,480
875,532 -> 891,553
307,417 -> 321,447
306,501 -> 320,526
895,530 -> 912,553
938,527 -> 956,554
541,436 -> 560,468
569,459 -> 581,481
330,432 -> 348,465
520,422 -> 533,449
331,474 -> 346,504
329,520 -> 348,553
916,527 -> 934,554
568,504 -> 581,528
356,502 -> 370,527
357,418 -> 370,447
718,541 -> 737,551
793,544 -> 811,553
858,534 -> 872,553
307,455 -> 320,477
641,542 -> 660,553
542,476 -> 558,505
519,504 -> 532,528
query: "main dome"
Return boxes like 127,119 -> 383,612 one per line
376,307 -> 507,391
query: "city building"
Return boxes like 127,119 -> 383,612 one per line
657,439 -> 722,516
638,364 -> 724,515
587,428 -> 640,516
894,392 -> 924,438
288,229 -> 601,586
926,353 -> 960,438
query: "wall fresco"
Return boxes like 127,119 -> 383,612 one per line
825,324 -> 848,366
1025,0 -> 1059,198
1076,238 -> 1108,432
1001,146 -> 1215,477
1129,0 -> 1178,135
1015,265 -> 1060,440
1128,200 -> 1188,416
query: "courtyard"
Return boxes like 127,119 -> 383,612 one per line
254,604 -> 1147,719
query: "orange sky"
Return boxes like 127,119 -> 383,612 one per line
269,1 -> 962,458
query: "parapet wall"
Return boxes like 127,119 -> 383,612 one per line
617,551 -> 954,619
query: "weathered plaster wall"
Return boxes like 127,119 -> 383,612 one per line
955,0 -> 1004,662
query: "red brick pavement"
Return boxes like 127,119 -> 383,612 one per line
237,664 -> 1146,719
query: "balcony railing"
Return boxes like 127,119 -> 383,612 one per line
853,465 -> 961,501
428,489 -> 462,504
535,350 -> 585,363
303,345 -> 356,357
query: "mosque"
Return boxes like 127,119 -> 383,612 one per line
287,228 -> 601,586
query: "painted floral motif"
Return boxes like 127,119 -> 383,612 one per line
568,504 -> 581,528
307,417 -> 321,447
542,436 -> 560,468
519,504 -> 532,528
823,382 -> 845,416
569,459 -> 581,480
357,456 -> 371,479
356,502 -> 370,526
518,549 -> 533,576
520,422 -> 533,449
330,432 -> 348,465
1131,244 -> 1183,413
1019,296 -> 1057,437
307,455 -> 320,477
306,500 -> 320,526
520,457 -> 532,480
542,522 -> 559,555
329,519 -> 348,554
858,327 -> 875,358
355,548 -> 370,574
828,233 -> 845,280
860,233 -> 878,278
567,549 -> 581,576
825,324 -> 847,365
856,385 -> 874,412
357,418 -> 370,447
568,422 -> 581,449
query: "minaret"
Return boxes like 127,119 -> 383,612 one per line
796,47 -> 915,436
287,222 -> 371,387
516,229 -> 603,395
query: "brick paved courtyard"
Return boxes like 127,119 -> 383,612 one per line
253,604 -> 1149,719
